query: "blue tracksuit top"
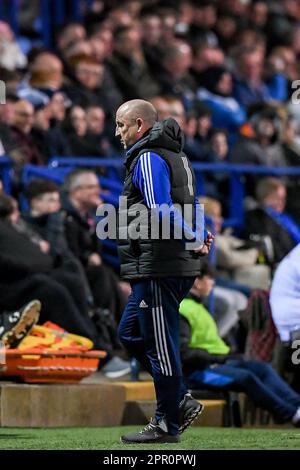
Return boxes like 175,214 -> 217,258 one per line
132,151 -> 206,245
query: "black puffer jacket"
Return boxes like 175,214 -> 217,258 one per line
0,220 -> 53,282
118,118 -> 202,280
62,197 -> 101,267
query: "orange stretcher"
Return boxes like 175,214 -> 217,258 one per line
0,323 -> 107,383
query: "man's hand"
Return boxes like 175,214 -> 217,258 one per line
88,253 -> 102,266
39,240 -> 50,254
194,231 -> 214,256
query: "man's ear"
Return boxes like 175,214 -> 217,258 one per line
137,118 -> 143,133
194,277 -> 202,290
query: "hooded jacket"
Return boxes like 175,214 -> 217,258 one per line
118,118 -> 202,280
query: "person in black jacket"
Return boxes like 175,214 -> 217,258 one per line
115,99 -> 213,444
23,179 -> 94,305
0,193 -> 104,348
179,264 -> 300,427
62,169 -> 128,322
61,171 -> 132,377
244,178 -> 299,266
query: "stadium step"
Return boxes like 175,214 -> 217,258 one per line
112,380 -> 156,401
0,382 -> 126,427
122,399 -> 227,427
110,381 -> 227,427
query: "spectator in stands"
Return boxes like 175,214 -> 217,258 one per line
281,116 -> 300,225
18,87 -> 69,163
282,116 -> 300,164
109,25 -> 160,101
231,107 -> 286,196
63,55 -> 123,122
158,40 -> 195,107
63,38 -> 93,59
0,193 -> 103,347
201,196 -> 270,289
149,95 -> 187,131
28,52 -> 64,91
62,105 -> 104,157
21,90 -> 53,164
86,105 -> 116,157
149,95 -> 172,121
0,21 -> 27,70
231,29 -> 267,58
156,7 -> 177,45
23,180 -> 131,377
108,4 -> 137,28
0,93 -> 18,157
266,47 -> 294,100
0,192 -> 131,377
232,46 -> 286,108
24,179 -> 87,277
200,130 -> 231,200
214,12 -> 238,52
188,0 -> 218,45
9,99 -> 43,169
184,102 -> 212,162
245,178 -> 300,266
198,197 -> 249,338
47,90 -> 69,124
42,90 -> 72,157
0,92 -> 17,126
289,23 -> 300,57
62,169 -> 128,322
247,0 -> 269,32
270,243 -> 300,344
55,22 -> 87,57
190,42 -> 225,86
179,264 -> 300,427
87,23 -> 114,61
140,11 -> 163,72
196,65 -> 246,144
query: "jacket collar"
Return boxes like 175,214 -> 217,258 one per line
124,129 -> 152,169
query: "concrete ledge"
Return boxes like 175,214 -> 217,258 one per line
110,382 -> 227,427
0,379 -> 227,428
113,381 -> 155,401
0,382 -> 125,427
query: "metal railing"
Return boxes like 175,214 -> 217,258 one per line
49,157 -> 300,228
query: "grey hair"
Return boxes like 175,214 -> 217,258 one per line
63,168 -> 96,192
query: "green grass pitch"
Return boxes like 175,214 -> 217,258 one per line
0,426 -> 299,450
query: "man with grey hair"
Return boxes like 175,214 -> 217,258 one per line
62,168 -> 131,378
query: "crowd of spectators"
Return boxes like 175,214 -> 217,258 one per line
1,0 -> 300,387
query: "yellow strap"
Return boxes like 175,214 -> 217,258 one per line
17,325 -> 93,351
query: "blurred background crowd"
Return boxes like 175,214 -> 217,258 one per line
0,0 -> 300,387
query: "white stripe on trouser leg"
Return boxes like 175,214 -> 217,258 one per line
152,280 -> 170,376
151,281 -> 167,375
157,283 -> 173,376
154,281 -> 172,375
152,281 -> 172,376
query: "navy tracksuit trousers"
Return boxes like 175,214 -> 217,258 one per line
118,277 -> 195,435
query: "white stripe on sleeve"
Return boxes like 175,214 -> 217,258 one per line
140,152 -> 156,208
